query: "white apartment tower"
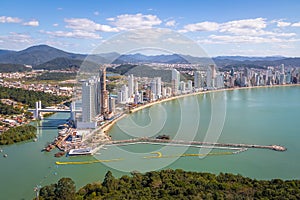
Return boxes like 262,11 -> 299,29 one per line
128,74 -> 134,98
172,69 -> 180,95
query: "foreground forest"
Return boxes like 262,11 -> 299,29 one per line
39,169 -> 300,200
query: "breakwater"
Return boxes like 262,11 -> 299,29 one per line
104,137 -> 287,151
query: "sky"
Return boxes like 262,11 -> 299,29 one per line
1,0 -> 300,57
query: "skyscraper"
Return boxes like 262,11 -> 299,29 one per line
81,80 -> 96,123
128,74 -> 134,98
194,71 -> 202,89
108,96 -> 116,114
100,67 -> 108,115
172,69 -> 180,95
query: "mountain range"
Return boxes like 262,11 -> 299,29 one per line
0,45 -> 299,72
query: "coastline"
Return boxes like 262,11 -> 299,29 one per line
101,83 -> 300,134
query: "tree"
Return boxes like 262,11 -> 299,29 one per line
54,178 -> 76,200
39,184 -> 56,200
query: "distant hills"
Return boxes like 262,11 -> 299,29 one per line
0,44 -> 299,72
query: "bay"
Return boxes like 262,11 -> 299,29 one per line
0,86 -> 299,199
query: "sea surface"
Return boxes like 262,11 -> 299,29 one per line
0,86 -> 299,199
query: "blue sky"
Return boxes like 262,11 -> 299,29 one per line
1,0 -> 300,56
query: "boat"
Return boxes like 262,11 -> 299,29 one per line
156,135 -> 170,140
68,147 -> 93,156
3,154 -> 8,158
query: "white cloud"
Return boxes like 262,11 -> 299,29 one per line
53,23 -> 59,27
199,34 -> 299,44
0,16 -> 22,23
181,21 -> 219,32
42,30 -> 101,39
165,20 -> 176,27
108,13 -> 162,30
0,32 -> 33,44
219,18 -> 266,35
65,18 -> 118,32
23,20 -> 39,27
94,11 -> 99,16
276,21 -> 291,27
292,22 -> 300,27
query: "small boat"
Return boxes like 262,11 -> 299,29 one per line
33,138 -> 38,142
156,135 -> 170,140
3,154 -> 8,158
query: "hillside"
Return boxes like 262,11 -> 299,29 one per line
34,57 -> 99,71
0,63 -> 32,72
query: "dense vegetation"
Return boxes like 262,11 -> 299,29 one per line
0,102 -> 21,115
106,64 -> 137,75
0,125 -> 36,145
0,86 -> 69,108
39,169 -> 300,200
0,63 -> 31,73
28,72 -> 77,81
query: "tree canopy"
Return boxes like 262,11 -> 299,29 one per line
39,170 -> 300,200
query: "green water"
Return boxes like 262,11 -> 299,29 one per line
0,86 -> 299,199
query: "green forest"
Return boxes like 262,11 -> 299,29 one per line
0,125 -> 36,145
27,72 -> 77,81
38,169 -> 300,200
0,86 -> 69,108
0,102 -> 21,115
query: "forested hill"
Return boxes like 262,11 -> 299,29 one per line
39,169 -> 300,200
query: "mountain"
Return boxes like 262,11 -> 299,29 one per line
0,45 -> 110,66
35,57 -> 99,71
112,53 -> 190,64
0,45 -> 300,72
0,50 -> 15,56
214,56 -> 286,62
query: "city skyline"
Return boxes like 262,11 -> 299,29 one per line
1,0 -> 300,57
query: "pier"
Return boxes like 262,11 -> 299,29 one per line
104,137 -> 287,152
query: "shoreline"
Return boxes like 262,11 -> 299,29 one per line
101,83 -> 300,134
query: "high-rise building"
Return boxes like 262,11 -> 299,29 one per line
281,64 -> 285,74
172,69 -> 180,95
180,81 -> 186,92
194,71 -> 202,89
108,96 -> 116,114
156,77 -> 162,98
150,80 -> 157,100
128,74 -> 134,98
121,85 -> 129,103
187,80 -> 193,91
78,77 -> 99,129
82,81 -> 96,122
100,68 -> 109,115
134,79 -> 139,94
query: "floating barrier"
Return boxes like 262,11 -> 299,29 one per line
144,150 -> 239,159
55,158 -> 123,165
